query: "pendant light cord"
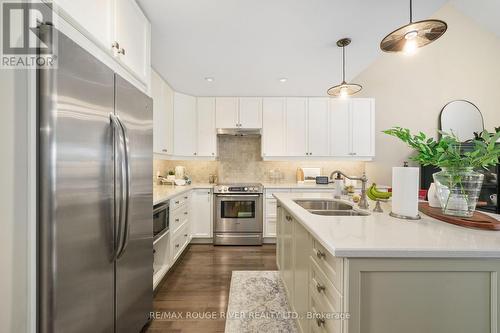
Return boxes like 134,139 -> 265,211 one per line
342,45 -> 346,83
409,0 -> 413,23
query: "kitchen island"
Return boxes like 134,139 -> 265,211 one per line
274,192 -> 500,333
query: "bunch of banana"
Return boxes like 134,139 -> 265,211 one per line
367,183 -> 392,201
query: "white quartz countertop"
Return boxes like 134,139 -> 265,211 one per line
262,182 -> 389,190
274,192 -> 500,258
153,183 -> 214,205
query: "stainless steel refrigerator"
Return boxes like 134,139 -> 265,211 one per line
38,24 -> 153,333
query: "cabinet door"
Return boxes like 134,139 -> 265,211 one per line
173,93 -> 197,156
262,98 -> 286,157
307,98 -> 330,156
285,98 -> 308,156
330,99 -> 351,156
54,0 -> 114,49
197,97 -> 217,157
351,99 -> 375,157
215,97 -> 238,128
293,221 -> 310,332
152,70 -> 169,154
239,97 -> 262,128
114,0 -> 150,84
282,211 -> 294,302
190,189 -> 212,238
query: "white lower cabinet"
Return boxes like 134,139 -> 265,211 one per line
277,205 -> 500,333
190,189 -> 213,238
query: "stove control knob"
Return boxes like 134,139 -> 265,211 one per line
244,187 -> 248,191
217,186 -> 224,192
250,187 -> 256,191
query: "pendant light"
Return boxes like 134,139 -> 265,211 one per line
380,0 -> 447,54
327,38 -> 362,98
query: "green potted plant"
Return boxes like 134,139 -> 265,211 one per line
384,127 -> 500,217
167,170 -> 176,181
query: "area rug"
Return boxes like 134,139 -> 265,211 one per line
224,271 -> 298,333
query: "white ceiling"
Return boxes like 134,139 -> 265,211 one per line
138,0 -> 495,97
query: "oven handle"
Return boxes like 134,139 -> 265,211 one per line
153,203 -> 169,215
215,194 -> 261,197
215,234 -> 261,238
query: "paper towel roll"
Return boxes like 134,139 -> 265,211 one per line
391,167 -> 420,218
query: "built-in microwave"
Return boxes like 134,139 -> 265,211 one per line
153,202 -> 169,240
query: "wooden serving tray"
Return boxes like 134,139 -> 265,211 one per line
419,202 -> 500,231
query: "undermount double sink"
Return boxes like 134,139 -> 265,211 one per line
293,199 -> 370,216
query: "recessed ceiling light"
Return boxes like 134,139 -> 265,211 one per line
205,77 -> 215,82
279,78 -> 288,83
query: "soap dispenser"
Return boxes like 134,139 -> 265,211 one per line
333,173 -> 344,198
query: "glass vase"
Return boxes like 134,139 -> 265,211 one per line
432,167 -> 484,217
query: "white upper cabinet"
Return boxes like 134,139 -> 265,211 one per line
330,99 -> 351,157
215,97 -> 239,129
239,98 -> 262,128
173,93 -> 197,156
216,97 -> 263,129
351,99 -> 375,157
262,98 -> 286,156
197,97 -> 217,157
307,98 -> 330,156
330,98 -> 375,157
285,98 -> 308,156
152,70 -> 174,155
114,0 -> 151,85
52,0 -> 151,88
53,0 -> 114,49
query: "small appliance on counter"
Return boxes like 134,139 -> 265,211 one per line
391,164 -> 421,220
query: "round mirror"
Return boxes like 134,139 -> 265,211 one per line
439,100 -> 484,142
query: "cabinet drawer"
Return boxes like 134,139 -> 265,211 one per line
310,290 -> 342,333
171,204 -> 189,233
170,192 -> 190,211
265,188 -> 290,199
266,198 -> 278,217
310,258 -> 342,311
311,239 -> 343,293
171,223 -> 189,261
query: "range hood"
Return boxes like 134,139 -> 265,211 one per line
217,128 -> 261,136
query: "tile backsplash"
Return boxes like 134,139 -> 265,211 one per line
154,136 -> 365,183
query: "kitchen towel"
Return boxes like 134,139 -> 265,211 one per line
391,167 -> 420,218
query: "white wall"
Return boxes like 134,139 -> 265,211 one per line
354,3 -> 500,185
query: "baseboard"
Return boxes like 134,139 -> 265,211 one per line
190,237 -> 213,244
263,237 -> 276,244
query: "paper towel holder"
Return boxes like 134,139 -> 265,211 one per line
389,211 -> 421,220
390,161 -> 421,220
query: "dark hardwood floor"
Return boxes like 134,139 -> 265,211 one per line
147,244 -> 277,333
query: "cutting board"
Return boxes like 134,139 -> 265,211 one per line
419,202 -> 500,231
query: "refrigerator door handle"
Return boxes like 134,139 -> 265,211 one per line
110,114 -> 127,261
116,116 -> 131,259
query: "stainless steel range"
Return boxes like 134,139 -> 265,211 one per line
214,183 -> 263,245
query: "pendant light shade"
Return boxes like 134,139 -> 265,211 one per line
327,38 -> 362,97
380,0 -> 447,54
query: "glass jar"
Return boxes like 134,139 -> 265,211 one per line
433,167 -> 484,217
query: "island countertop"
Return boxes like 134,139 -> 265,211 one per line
274,192 -> 500,258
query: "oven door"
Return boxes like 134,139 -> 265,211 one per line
215,194 -> 263,233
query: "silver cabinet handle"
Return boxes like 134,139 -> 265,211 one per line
316,318 -> 325,327
184,211 -> 188,215
184,196 -> 188,199
316,282 -> 326,293
184,234 -> 188,237
111,41 -> 120,49
175,218 -> 180,222
175,201 -> 180,204
212,152 -> 215,155
193,152 -> 197,155
117,48 -> 125,55
162,149 -> 168,152
316,249 -> 326,259
175,244 -> 180,248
